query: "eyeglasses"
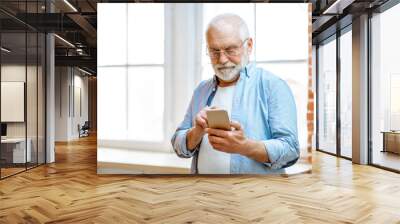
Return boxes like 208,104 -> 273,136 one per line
206,38 -> 248,59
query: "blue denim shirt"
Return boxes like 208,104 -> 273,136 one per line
171,63 -> 299,174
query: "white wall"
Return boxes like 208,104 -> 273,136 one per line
1,65 -> 40,138
55,67 -> 89,141
72,72 -> 89,138
55,66 -> 69,141
1,65 -> 26,133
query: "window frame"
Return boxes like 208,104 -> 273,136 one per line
97,4 -> 171,152
315,24 -> 353,161
97,3 -> 204,153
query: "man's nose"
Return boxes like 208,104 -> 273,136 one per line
217,51 -> 229,64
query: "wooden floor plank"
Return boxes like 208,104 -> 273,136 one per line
0,134 -> 400,223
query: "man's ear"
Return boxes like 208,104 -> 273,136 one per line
246,38 -> 254,54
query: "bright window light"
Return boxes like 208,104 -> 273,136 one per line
97,3 -> 128,66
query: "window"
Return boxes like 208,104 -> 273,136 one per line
127,67 -> 164,141
0,1 -> 46,179
201,3 -> 309,151
339,29 -> 352,158
255,4 -> 308,61
315,25 -> 353,159
371,3 -> 400,171
98,4 -> 166,148
390,74 -> 400,130
317,37 -> 337,154
97,4 -> 127,66
97,67 -> 127,140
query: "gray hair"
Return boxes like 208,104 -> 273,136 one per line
206,13 -> 250,41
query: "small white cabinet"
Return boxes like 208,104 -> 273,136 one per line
1,138 -> 32,163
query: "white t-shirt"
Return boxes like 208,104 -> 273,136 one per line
198,85 -> 236,174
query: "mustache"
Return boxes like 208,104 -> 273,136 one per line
214,64 -> 236,69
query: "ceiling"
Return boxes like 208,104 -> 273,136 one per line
0,0 -> 98,74
311,0 -> 391,43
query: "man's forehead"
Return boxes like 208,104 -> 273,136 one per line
206,28 -> 241,47
207,25 -> 238,37
207,37 -> 240,48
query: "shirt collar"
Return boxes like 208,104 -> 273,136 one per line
240,61 -> 255,78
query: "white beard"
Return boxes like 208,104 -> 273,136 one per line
212,53 -> 249,82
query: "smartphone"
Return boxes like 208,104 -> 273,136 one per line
206,109 -> 231,130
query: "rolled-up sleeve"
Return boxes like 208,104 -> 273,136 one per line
262,78 -> 300,169
171,88 -> 201,158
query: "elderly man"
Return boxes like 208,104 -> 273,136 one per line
171,13 -> 299,174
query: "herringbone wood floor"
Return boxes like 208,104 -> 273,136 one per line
1,134 -> 400,223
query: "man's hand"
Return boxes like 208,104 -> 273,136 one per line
206,121 -> 248,154
193,107 -> 210,135
186,107 -> 214,150
206,121 -> 269,163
